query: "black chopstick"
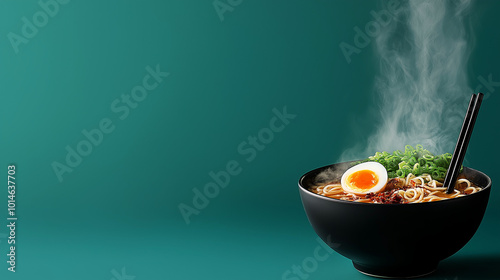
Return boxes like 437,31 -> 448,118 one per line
444,93 -> 484,194
443,94 -> 476,191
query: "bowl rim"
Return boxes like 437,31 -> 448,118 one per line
298,161 -> 492,206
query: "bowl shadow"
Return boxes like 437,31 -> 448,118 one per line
421,254 -> 500,280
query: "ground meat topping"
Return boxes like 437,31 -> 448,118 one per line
365,188 -> 407,204
385,178 -> 405,191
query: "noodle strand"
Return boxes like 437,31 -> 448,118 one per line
311,173 -> 481,204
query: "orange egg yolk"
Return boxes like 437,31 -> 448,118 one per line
347,170 -> 379,190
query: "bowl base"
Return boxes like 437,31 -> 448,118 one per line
352,261 -> 438,278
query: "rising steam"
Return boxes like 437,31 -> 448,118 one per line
340,0 -> 473,161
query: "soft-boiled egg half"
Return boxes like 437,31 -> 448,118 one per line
341,162 -> 388,195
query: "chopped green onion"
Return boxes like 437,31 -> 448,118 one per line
357,145 -> 459,180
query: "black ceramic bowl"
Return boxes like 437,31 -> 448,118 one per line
298,162 -> 491,278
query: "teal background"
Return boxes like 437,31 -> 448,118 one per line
1,0 -> 499,279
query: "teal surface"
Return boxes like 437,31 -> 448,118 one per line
1,0 -> 499,279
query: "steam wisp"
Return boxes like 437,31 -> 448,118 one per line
340,0 -> 473,162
